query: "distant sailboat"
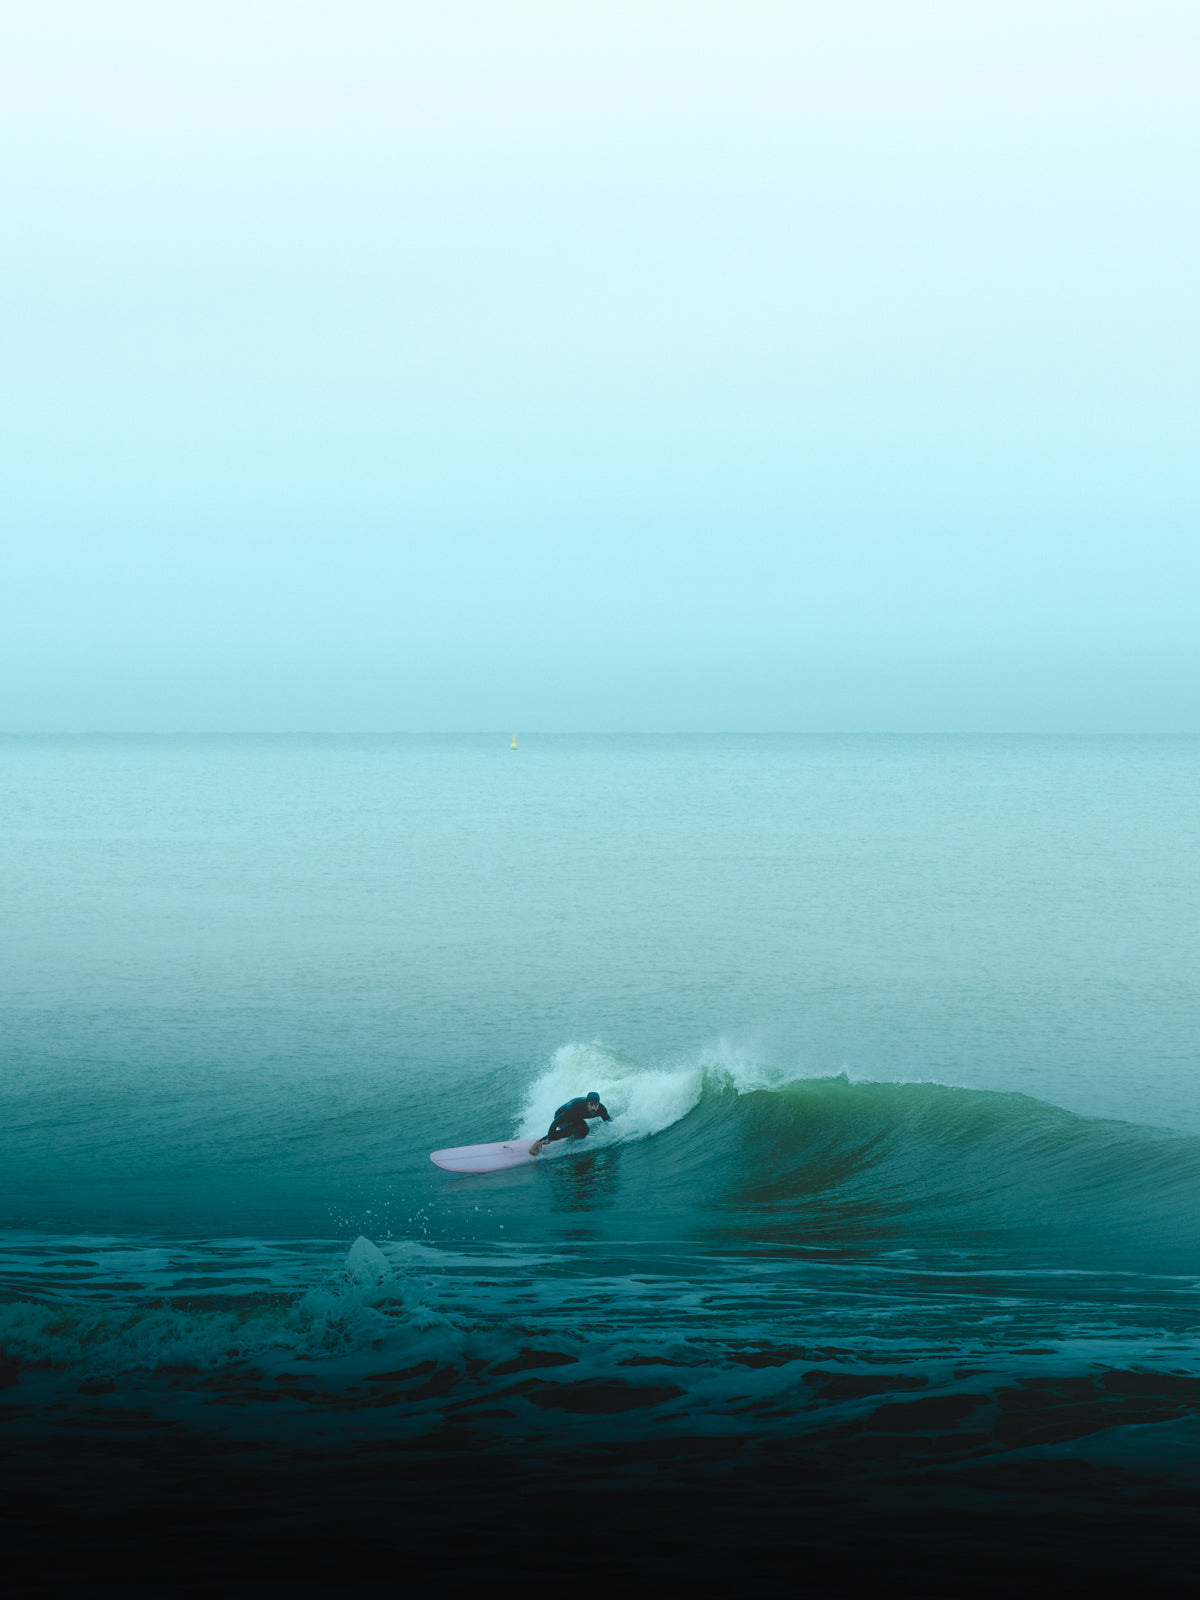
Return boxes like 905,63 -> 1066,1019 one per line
511,733 -> 517,750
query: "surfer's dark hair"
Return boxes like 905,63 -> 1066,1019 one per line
586,1091 -> 600,1101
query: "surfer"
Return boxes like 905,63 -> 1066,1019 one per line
529,1092 -> 610,1156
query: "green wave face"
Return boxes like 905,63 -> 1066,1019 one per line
584,1075 -> 1200,1268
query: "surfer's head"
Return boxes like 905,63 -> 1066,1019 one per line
586,1092 -> 600,1108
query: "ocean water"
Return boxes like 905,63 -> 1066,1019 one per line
2,734 -> 1198,1592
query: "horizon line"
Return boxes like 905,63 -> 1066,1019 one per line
2,729 -> 1197,740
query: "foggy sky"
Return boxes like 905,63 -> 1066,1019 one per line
3,2 -> 1197,731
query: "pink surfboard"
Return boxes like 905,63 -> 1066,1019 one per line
430,1138 -> 538,1174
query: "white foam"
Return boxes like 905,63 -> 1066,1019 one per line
516,1040 -> 705,1144
515,1037 -> 834,1146
693,1036 -> 812,1095
0,1236 -> 419,1375
343,1235 -> 395,1288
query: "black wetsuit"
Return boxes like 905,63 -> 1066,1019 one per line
543,1097 -> 611,1143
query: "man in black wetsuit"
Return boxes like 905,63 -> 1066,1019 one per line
529,1092 -> 610,1156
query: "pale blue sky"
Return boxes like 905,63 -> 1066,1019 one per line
3,2 -> 1197,730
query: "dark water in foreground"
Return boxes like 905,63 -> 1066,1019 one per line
2,736 -> 1198,1592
